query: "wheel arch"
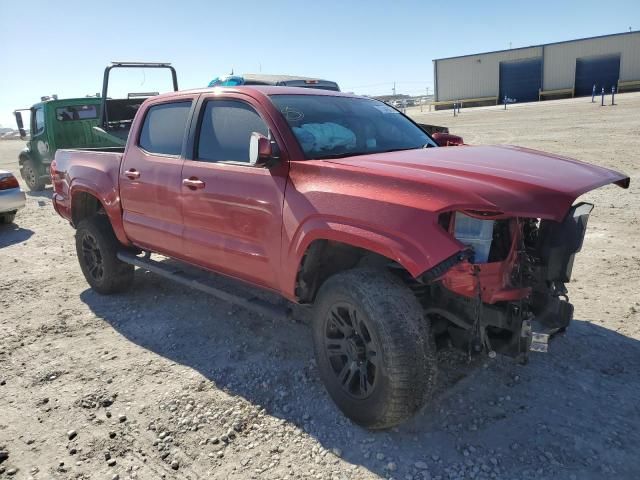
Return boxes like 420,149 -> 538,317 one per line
290,227 -> 431,303
18,150 -> 32,166
69,184 -> 130,246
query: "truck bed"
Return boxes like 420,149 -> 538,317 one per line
52,148 -> 125,225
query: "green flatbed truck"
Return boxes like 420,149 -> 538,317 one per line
13,62 -> 178,191
13,97 -> 121,190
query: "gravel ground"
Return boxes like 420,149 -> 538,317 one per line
1,93 -> 639,480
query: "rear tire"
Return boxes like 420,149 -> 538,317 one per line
22,159 -> 46,191
312,267 -> 437,429
1,213 -> 16,224
75,215 -> 134,294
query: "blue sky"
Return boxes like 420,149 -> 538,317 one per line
1,0 -> 638,126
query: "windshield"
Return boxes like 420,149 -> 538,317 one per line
269,95 -> 436,159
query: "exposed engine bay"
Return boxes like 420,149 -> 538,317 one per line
418,203 -> 594,361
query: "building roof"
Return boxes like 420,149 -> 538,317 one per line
434,30 -> 639,62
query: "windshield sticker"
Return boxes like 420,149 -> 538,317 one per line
373,104 -> 400,114
280,106 -> 304,121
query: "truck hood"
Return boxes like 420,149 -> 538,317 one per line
324,145 -> 630,221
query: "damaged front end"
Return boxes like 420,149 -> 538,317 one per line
417,203 -> 595,361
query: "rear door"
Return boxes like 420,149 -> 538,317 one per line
180,93 -> 289,290
119,96 -> 196,258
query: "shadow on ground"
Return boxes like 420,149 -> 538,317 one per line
81,267 -> 640,479
0,223 -> 34,248
25,187 -> 53,199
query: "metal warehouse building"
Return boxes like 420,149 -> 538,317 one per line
433,31 -> 640,107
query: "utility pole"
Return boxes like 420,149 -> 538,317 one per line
426,86 -> 430,96
392,82 -> 396,96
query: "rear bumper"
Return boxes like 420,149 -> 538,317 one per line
0,187 -> 26,214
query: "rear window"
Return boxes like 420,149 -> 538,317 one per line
56,105 -> 98,121
139,101 -> 192,156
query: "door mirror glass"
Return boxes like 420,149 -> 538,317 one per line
14,111 -> 28,139
249,132 -> 276,167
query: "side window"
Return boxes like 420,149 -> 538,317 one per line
33,107 -> 45,136
139,101 -> 192,156
56,105 -> 98,121
197,100 -> 268,163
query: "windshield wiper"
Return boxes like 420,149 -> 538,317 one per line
313,146 -> 427,160
375,147 -> 422,154
312,151 -> 374,160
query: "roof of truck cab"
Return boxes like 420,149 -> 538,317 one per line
167,85 -> 357,98
241,74 -> 336,84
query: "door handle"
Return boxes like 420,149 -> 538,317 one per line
182,177 -> 205,190
125,169 -> 140,180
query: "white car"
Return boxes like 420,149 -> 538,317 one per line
0,170 -> 26,224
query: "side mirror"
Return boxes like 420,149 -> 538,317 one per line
249,132 -> 279,167
432,132 -> 464,147
14,111 -> 27,139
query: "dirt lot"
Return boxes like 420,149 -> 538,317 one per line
1,93 -> 639,480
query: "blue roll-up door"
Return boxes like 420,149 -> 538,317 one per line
574,55 -> 620,97
499,58 -> 542,103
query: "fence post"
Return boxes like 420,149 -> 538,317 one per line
592,84 -> 596,103
601,87 -> 605,106
611,86 -> 616,106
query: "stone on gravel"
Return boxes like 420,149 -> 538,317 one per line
67,430 -> 77,440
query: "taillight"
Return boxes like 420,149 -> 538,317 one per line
0,175 -> 19,190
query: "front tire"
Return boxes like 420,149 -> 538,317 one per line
75,215 -> 134,294
312,268 -> 437,429
22,159 -> 46,191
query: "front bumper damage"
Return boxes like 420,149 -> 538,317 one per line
418,203 -> 594,361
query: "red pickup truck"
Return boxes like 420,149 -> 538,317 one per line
51,86 -> 629,429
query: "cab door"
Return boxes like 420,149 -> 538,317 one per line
29,105 -> 49,164
180,94 -> 289,290
119,96 -> 196,258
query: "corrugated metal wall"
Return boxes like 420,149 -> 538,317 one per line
434,47 -> 542,101
543,33 -> 640,90
434,32 -> 640,102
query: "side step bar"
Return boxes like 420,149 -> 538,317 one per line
117,251 -> 290,322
